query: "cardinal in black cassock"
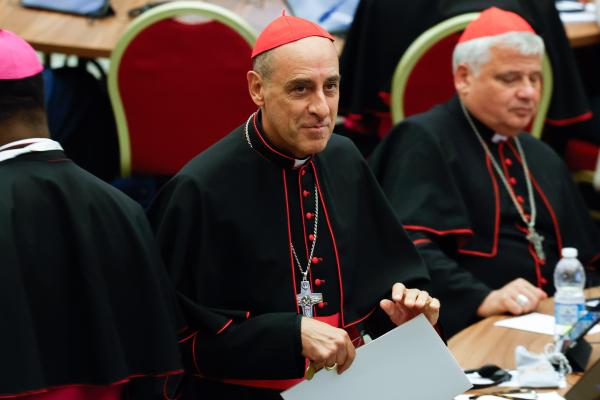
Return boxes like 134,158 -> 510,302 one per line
369,9 -> 600,337
149,13 -> 438,400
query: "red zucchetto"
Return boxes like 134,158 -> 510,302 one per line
458,7 -> 535,44
251,12 -> 334,58
0,29 -> 43,80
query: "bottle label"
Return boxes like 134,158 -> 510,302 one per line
555,302 -> 585,330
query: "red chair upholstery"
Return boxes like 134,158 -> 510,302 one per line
109,3 -> 257,176
402,32 -> 460,118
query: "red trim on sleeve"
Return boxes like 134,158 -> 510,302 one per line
343,307 -> 377,329
221,378 -> 304,391
220,314 -> 341,391
546,111 -> 593,126
178,331 -> 197,344
412,238 -> 432,246
403,225 -> 473,236
216,319 -> 233,335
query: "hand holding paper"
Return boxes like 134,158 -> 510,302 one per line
301,317 -> 356,374
284,315 -> 471,400
380,282 -> 441,326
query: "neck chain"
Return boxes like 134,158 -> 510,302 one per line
460,100 -> 545,262
243,113 -> 255,150
244,112 -> 324,317
290,184 -> 319,280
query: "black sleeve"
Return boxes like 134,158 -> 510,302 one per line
409,230 -> 491,337
148,174 -> 306,380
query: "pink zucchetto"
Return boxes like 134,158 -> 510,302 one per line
0,29 -> 43,80
251,12 -> 334,59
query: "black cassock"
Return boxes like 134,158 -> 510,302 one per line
369,97 -> 600,337
149,112 -> 430,399
0,150 -> 182,397
340,0 -> 596,149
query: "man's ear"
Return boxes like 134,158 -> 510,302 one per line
454,64 -> 472,96
247,71 -> 265,107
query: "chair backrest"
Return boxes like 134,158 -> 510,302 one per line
390,12 -> 553,139
108,1 -> 257,176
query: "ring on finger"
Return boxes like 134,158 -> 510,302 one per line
516,293 -> 530,307
325,362 -> 337,371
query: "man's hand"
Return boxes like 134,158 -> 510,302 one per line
477,278 -> 547,318
301,317 -> 356,374
380,283 -> 440,326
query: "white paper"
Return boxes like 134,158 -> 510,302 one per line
587,298 -> 600,308
455,393 -> 564,400
282,314 -> 471,400
558,2 -> 597,23
494,313 -> 600,336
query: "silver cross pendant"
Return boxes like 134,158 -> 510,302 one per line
527,227 -> 546,262
297,278 -> 323,318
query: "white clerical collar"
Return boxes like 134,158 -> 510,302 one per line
293,157 -> 310,168
491,133 -> 509,143
0,138 -> 63,163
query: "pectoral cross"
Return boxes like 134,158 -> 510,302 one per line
297,278 -> 323,318
527,228 -> 546,262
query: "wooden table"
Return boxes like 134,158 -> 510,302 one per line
0,0 -> 287,58
564,21 -> 600,48
2,0 -> 599,59
0,0 -> 144,58
448,287 -> 600,394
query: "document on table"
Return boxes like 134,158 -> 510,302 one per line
494,313 -> 600,336
455,392 -> 564,400
556,1 -> 597,23
282,314 -> 471,400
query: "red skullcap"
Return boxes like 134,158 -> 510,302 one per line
252,12 -> 334,58
458,7 -> 535,44
0,29 -> 43,80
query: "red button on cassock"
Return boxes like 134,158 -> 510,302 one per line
318,302 -> 327,309
509,177 -> 517,185
301,169 -> 306,176
517,195 -> 524,204
303,190 -> 310,198
315,279 -> 325,286
308,234 -> 315,241
312,256 -> 320,264
505,158 -> 513,166
306,212 -> 313,220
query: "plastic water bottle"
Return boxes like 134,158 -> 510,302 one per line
554,247 -> 586,339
